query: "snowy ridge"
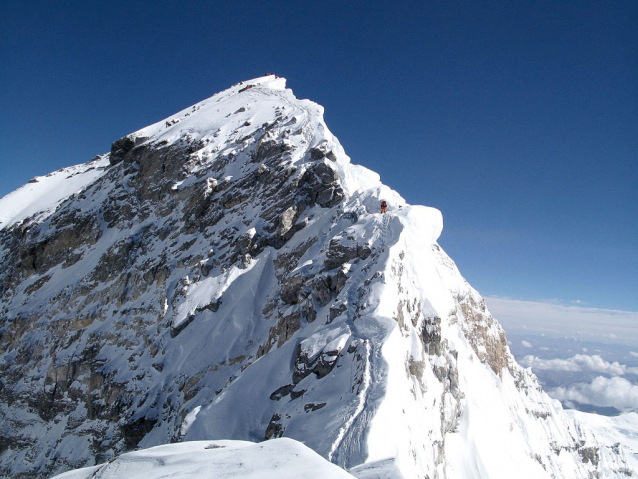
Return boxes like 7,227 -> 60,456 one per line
0,76 -> 633,478
51,438 -> 356,479
0,155 -> 110,231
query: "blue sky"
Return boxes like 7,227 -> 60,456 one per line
1,0 -> 636,312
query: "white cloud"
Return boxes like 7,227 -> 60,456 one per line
521,354 -> 633,376
549,376 -> 638,412
485,297 -> 638,347
630,352 -> 638,358
521,340 -> 533,348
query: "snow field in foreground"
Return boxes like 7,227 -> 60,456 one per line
51,438 -> 357,479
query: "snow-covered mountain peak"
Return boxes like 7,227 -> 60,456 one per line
114,73 -> 389,200
126,74 -> 292,151
0,78 -> 632,479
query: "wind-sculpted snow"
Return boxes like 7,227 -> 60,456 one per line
0,156 -> 110,231
0,76 -> 633,478
51,438 -> 357,479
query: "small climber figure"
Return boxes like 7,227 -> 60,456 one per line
381,200 -> 387,213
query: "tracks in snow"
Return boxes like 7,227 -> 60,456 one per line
328,338 -> 372,464
253,87 -> 317,152
328,212 -> 395,467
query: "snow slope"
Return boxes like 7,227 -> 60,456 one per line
0,156 -> 109,230
51,438 -> 356,479
564,411 -> 638,473
0,76 -> 633,479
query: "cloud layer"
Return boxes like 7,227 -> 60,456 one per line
486,297 -> 638,346
549,377 -> 638,412
486,297 -> 638,411
521,354 -> 638,376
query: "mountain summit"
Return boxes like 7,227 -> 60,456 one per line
0,76 -> 632,478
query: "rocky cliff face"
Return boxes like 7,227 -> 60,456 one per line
0,76 -> 633,478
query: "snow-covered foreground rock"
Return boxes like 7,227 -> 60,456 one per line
0,76 -> 634,478
51,438 -> 356,479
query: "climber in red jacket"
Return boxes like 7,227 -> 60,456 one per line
381,200 -> 387,213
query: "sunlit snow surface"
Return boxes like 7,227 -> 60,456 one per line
0,156 -> 109,230
51,438 -> 357,479
564,411 -> 638,473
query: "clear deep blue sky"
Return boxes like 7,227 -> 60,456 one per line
1,0 -> 636,310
